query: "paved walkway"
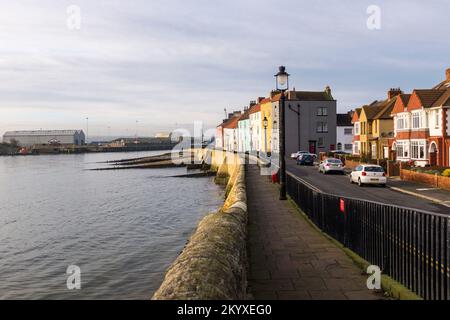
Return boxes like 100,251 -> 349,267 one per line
246,165 -> 384,300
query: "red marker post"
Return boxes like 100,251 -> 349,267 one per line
340,198 -> 345,214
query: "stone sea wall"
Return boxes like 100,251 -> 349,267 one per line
152,151 -> 248,300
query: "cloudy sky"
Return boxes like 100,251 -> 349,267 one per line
0,0 -> 449,137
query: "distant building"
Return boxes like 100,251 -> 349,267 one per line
249,100 -> 262,153
222,113 -> 241,152
155,132 -> 171,138
215,111 -> 242,150
106,137 -> 172,148
336,112 -> 354,153
237,105 -> 252,153
3,130 -> 85,147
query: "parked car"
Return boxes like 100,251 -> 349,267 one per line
318,158 -> 344,174
330,150 -> 350,155
297,153 -> 315,166
350,165 -> 387,187
290,150 -> 309,159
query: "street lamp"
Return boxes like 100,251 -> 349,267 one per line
275,66 -> 290,200
86,117 -> 89,145
263,116 -> 268,156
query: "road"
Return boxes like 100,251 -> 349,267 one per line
286,159 -> 449,215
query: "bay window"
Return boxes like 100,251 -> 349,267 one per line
396,141 -> 409,158
396,114 -> 408,130
410,140 -> 426,160
411,111 -> 428,129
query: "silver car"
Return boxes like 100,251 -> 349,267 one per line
318,158 -> 344,174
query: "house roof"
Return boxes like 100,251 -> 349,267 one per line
337,113 -> 352,127
373,96 -> 398,119
391,94 -> 411,115
248,103 -> 261,114
433,69 -> 450,90
238,108 -> 251,121
431,88 -> 450,107
413,89 -> 446,108
222,116 -> 240,129
284,90 -> 334,101
259,97 -> 271,104
362,103 -> 384,120
351,108 -> 361,123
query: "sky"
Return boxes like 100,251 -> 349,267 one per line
0,0 -> 449,137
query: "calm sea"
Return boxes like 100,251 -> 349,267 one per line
0,151 -> 224,299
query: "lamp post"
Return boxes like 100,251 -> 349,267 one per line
263,116 -> 268,156
275,66 -> 289,200
86,117 -> 89,145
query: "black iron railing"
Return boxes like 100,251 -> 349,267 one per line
286,172 -> 450,300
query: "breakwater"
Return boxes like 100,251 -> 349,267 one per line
152,151 -> 248,300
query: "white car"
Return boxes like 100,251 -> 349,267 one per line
290,151 -> 309,159
350,164 -> 387,187
318,158 -> 344,174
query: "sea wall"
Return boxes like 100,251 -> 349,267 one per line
152,151 -> 248,300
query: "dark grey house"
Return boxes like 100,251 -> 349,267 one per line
271,87 -> 337,156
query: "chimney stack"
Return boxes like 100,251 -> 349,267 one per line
325,86 -> 331,96
388,87 -> 402,100
249,100 -> 256,107
446,68 -> 450,81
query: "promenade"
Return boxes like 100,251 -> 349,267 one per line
246,165 -> 384,300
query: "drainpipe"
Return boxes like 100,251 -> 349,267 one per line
288,104 -> 301,150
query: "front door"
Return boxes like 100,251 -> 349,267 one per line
309,141 -> 316,154
430,151 -> 437,166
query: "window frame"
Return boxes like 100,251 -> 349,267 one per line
316,121 -> 328,133
317,107 -> 328,116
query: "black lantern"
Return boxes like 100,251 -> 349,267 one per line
275,66 -> 290,92
263,116 -> 268,129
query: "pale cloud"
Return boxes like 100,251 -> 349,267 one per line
0,0 -> 449,137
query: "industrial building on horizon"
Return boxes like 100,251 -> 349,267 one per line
3,130 -> 86,147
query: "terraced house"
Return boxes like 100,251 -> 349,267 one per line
358,88 -> 401,159
351,108 -> 361,155
390,69 -> 450,167
271,87 -> 337,156
259,97 -> 273,154
237,106 -> 252,153
249,102 -> 262,153
391,89 -> 450,166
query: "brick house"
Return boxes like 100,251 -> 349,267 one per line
391,72 -> 450,167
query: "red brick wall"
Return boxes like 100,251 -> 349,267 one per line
410,130 -> 429,139
438,175 -> 450,190
400,168 -> 450,190
344,159 -> 361,170
396,131 -> 410,140
407,92 -> 423,111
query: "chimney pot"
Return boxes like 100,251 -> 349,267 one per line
388,87 -> 402,100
